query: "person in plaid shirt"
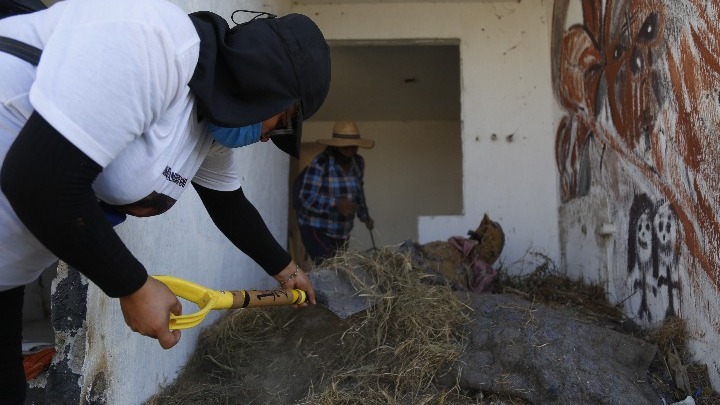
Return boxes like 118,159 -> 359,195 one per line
296,121 -> 375,263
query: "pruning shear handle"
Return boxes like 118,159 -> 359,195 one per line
152,275 -> 307,330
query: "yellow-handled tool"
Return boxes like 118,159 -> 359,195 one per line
152,275 -> 308,330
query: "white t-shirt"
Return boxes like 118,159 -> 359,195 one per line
0,0 -> 242,291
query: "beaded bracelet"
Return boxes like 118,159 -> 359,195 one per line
279,265 -> 300,285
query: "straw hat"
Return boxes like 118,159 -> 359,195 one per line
317,121 -> 375,149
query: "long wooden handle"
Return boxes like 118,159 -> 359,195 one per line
226,289 -> 307,309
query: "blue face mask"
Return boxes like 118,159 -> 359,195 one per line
207,122 -> 263,148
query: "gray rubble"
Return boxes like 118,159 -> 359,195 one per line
438,292 -> 666,404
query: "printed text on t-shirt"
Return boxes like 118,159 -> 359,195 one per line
163,166 -> 187,188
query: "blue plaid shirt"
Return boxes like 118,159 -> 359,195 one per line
296,149 -> 369,239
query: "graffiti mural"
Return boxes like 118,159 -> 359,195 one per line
626,193 -> 681,322
552,0 -> 720,323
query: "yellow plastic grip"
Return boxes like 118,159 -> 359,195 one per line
152,275 -> 307,330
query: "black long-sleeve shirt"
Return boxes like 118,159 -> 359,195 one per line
1,112 -> 290,298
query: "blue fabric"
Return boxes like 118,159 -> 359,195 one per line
296,148 -> 368,239
98,201 -> 127,226
207,122 -> 262,148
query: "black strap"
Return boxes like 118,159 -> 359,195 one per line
0,36 -> 41,65
0,0 -> 47,15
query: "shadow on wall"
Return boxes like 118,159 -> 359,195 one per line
287,142 -> 325,268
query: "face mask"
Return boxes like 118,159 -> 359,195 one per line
207,122 -> 262,148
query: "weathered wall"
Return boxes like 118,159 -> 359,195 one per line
294,0 -> 560,273
553,0 -> 720,387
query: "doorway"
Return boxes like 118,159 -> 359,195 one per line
288,41 -> 463,263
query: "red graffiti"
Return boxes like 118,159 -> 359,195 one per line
554,0 -> 720,290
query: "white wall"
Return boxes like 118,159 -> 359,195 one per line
78,1 -> 294,404
552,0 -> 720,388
295,1 -> 559,273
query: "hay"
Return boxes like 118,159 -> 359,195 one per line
493,252 -> 635,332
147,246 -> 478,405
301,247 -> 474,404
147,307 -> 307,405
146,247 -> 720,404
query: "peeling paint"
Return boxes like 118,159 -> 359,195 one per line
45,263 -> 88,404
553,0 -> 720,388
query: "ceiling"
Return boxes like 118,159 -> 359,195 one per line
310,42 -> 461,122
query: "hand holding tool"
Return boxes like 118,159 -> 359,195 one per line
152,275 -> 308,330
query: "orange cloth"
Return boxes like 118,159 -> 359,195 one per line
23,347 -> 56,380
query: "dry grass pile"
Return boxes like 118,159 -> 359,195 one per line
147,308 -> 306,404
493,253 -> 632,331
147,247 -> 478,405
147,248 -> 720,404
648,317 -> 720,404
301,247 -> 475,404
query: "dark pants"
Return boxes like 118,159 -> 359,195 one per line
0,286 -> 26,405
299,225 -> 347,265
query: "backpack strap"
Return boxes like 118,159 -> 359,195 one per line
0,36 -> 41,65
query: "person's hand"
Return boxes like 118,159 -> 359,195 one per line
273,262 -> 316,305
336,198 -> 359,217
119,276 -> 182,349
364,217 -> 374,230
